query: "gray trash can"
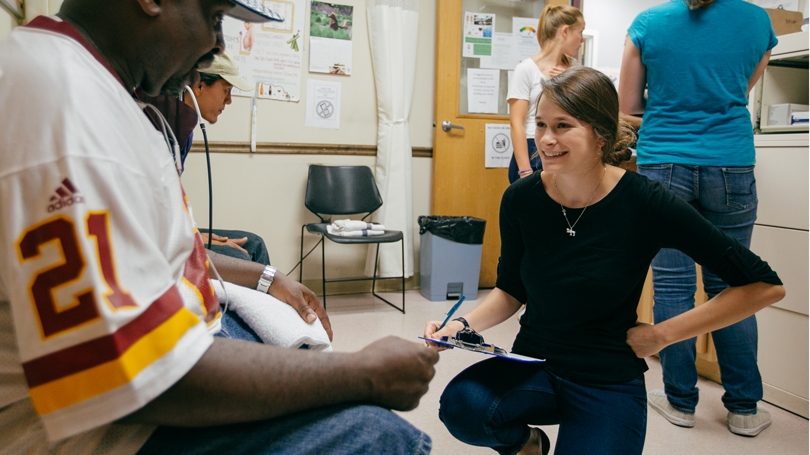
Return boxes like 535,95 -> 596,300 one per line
418,216 -> 486,301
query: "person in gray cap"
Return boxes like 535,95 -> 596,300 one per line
0,0 -> 437,453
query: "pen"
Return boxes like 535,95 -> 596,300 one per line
437,295 -> 466,331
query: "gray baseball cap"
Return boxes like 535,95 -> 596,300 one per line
227,0 -> 284,23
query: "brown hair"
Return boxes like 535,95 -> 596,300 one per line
685,0 -> 714,10
539,67 -> 635,166
537,5 -> 584,66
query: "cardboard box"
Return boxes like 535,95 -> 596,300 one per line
764,8 -> 804,36
768,103 -> 809,126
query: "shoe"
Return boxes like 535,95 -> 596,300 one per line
647,389 -> 695,428
728,405 -> 771,437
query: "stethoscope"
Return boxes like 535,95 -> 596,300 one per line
183,85 -> 214,251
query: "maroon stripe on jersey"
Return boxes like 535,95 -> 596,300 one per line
55,187 -> 70,198
62,178 -> 79,194
25,17 -> 126,89
22,287 -> 185,388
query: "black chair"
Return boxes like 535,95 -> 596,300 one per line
299,165 -> 405,313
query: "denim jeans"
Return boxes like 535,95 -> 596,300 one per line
201,228 -> 272,266
138,312 -> 432,454
637,164 -> 760,415
138,404 -> 432,455
508,139 -> 543,183
439,358 -> 647,455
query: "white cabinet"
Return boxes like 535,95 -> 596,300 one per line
751,31 -> 809,418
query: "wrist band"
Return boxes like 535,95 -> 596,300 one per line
256,265 -> 276,294
453,317 -> 470,329
518,169 -> 533,176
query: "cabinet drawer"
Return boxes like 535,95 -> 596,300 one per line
755,147 -> 808,230
758,305 -> 809,404
751,225 -> 808,316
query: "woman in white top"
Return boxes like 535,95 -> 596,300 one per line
507,5 -> 585,183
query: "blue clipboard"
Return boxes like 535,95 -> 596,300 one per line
419,337 -> 544,364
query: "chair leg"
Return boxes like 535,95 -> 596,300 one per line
401,238 -> 405,314
371,242 -> 405,314
321,236 -> 327,309
299,225 -> 306,283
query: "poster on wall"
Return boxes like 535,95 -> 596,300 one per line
463,12 -> 494,58
479,33 -> 516,70
221,0 -> 306,102
305,79 -> 341,129
309,1 -> 354,75
513,17 -> 540,63
485,124 -> 513,168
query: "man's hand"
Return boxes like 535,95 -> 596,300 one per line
200,232 -> 249,256
357,336 -> 439,411
269,272 -> 333,341
626,322 -> 664,358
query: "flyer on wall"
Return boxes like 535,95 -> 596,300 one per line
309,1 -> 354,75
463,11 -> 494,58
512,16 -> 540,63
221,0 -> 306,102
485,124 -> 513,168
305,79 -> 341,129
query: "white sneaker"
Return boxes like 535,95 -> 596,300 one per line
647,389 -> 695,428
728,405 -> 772,437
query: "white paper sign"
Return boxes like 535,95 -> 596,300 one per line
513,17 -> 541,63
486,124 -> 513,168
467,68 -> 500,114
480,33 -> 517,70
305,79 -> 341,129
463,12 -> 494,57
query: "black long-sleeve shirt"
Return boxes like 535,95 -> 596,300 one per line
496,171 -> 781,384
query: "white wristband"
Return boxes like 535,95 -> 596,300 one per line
256,265 -> 276,294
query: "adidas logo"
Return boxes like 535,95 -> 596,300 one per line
47,178 -> 85,212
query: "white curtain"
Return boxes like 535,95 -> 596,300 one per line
364,0 -> 419,278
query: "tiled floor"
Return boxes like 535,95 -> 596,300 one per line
324,289 -> 809,455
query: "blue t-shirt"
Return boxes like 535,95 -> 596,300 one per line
628,0 -> 777,166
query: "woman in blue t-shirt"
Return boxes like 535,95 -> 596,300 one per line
618,0 -> 778,437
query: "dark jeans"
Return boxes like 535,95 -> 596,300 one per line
201,228 -> 271,266
637,164 -> 760,414
439,358 -> 647,455
138,313 -> 431,454
508,139 -> 543,183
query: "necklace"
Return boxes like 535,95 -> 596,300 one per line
553,166 -> 606,237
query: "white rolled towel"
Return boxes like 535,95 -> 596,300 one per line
331,219 -> 385,232
212,280 -> 332,352
327,225 -> 385,236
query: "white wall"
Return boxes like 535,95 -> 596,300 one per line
583,0 -> 665,73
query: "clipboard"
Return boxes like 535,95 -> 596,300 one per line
419,337 -> 544,364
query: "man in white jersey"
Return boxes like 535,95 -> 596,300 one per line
0,0 -> 438,453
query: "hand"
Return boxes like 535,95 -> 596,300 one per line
200,232 -> 249,256
268,272 -> 333,341
357,336 -> 439,411
423,319 -> 464,351
548,66 -> 566,78
626,322 -> 664,358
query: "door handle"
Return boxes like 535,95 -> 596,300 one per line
441,120 -> 465,132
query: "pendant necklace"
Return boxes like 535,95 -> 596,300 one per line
553,165 -> 606,237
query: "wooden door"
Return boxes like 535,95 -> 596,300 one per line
432,0 -> 546,287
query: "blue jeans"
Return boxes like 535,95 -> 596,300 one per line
637,164 -> 760,415
508,139 -> 543,183
138,313 -> 432,454
439,358 -> 647,455
202,228 -> 272,266
138,404 -> 432,455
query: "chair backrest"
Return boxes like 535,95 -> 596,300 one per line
305,165 -> 383,221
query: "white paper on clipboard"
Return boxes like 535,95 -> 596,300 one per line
419,337 -> 544,363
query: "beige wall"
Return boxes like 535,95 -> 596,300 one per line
182,0 -> 437,289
